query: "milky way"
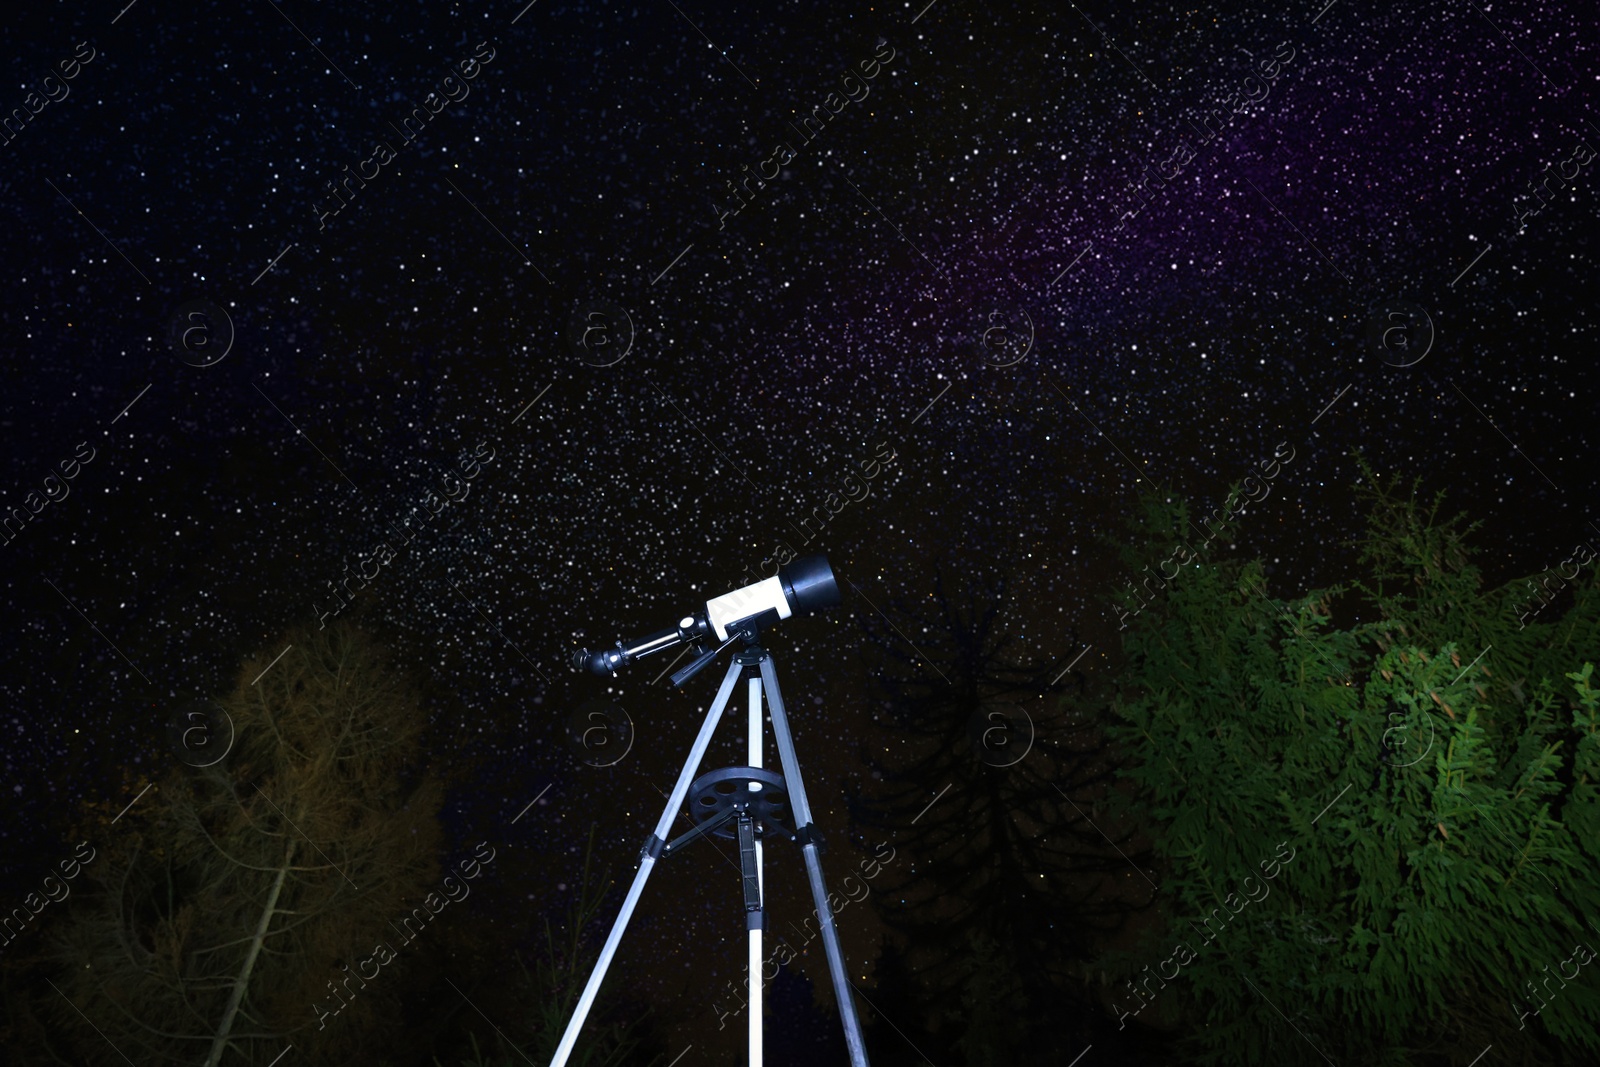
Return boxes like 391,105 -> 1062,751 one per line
1,0 -> 1596,1060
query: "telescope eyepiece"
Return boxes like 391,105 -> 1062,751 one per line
572,647 -> 623,676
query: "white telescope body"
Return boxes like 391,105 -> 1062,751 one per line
705,575 -> 793,641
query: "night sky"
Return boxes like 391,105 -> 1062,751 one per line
2,0 -> 1597,1062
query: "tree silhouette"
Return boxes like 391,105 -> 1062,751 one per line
848,564 -> 1155,1061
34,620 -> 451,1066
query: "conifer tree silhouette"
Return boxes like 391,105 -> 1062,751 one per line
37,620 -> 450,1067
849,563 -> 1154,1061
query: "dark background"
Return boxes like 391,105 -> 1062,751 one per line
1,0 -> 1595,1062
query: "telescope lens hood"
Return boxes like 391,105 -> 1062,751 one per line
779,554 -> 841,615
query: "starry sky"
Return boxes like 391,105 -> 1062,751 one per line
2,0 -> 1597,1061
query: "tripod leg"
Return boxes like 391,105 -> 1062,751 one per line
547,655 -> 747,1067
759,656 -> 872,1067
739,814 -> 764,1067
746,673 -> 765,1067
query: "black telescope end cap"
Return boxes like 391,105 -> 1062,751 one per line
778,554 -> 841,614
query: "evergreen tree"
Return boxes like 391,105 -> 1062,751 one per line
1101,457 -> 1600,1065
849,564 -> 1153,1059
855,934 -> 944,1067
33,620 -> 451,1066
763,966 -> 847,1067
953,927 -> 1032,1067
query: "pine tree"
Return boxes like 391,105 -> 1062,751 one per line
36,620 -> 451,1066
953,927 -> 1032,1067
849,564 -> 1153,1058
762,966 -> 847,1067
855,934 -> 943,1067
1100,456 -> 1600,1065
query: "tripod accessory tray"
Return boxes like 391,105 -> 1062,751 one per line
687,766 -> 790,838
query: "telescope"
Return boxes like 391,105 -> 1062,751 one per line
571,554 -> 841,677
551,550 -> 872,1067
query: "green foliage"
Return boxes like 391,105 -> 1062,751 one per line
1099,456 -> 1600,1065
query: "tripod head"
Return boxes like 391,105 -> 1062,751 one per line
666,607 -> 782,686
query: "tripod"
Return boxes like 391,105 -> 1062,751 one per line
548,622 -> 871,1067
